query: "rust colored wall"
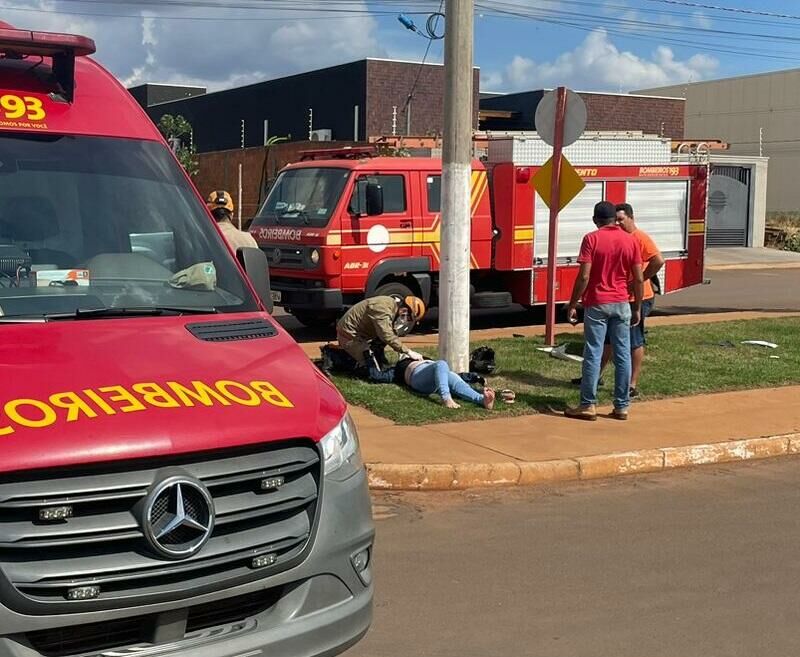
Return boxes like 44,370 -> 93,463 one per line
194,141 -> 359,224
365,60 -> 480,137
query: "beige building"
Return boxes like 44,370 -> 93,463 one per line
638,71 -> 795,210
638,73 -> 780,247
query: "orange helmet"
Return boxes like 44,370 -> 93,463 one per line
207,190 -> 234,214
404,295 -> 426,322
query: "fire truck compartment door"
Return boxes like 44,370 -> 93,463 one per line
534,181 -> 603,261
626,180 -> 688,255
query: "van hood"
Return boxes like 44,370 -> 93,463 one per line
0,313 -> 345,474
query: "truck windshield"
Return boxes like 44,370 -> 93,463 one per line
254,167 -> 350,228
0,134 -> 257,319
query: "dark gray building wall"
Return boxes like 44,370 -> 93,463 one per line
128,84 -> 206,108
145,61 -> 368,153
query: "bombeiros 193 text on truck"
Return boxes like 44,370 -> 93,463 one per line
253,138 -> 707,326
0,23 -> 373,657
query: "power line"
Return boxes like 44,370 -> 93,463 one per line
475,0 -> 800,63
0,1 -> 425,21
641,0 -> 800,21
403,2 -> 445,127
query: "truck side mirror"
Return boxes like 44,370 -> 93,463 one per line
237,247 -> 273,313
365,181 -> 384,216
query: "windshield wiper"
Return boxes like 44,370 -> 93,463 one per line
280,210 -> 312,225
45,306 -> 218,320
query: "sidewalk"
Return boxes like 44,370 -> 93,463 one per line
356,386 -> 800,490
705,247 -> 800,270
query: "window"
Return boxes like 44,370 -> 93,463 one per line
372,175 -> 407,213
346,173 -> 407,216
0,134 -> 256,318
426,175 -> 441,213
254,167 -> 350,228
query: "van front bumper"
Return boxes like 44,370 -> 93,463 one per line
1,467 -> 375,657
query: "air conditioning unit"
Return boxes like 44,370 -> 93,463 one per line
310,129 -> 332,142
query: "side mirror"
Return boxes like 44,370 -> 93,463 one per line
365,181 -> 384,216
237,247 -> 273,313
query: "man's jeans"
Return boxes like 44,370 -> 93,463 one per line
580,302 -> 632,410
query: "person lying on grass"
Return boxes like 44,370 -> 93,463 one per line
394,356 -> 497,410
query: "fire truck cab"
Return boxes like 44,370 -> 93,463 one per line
252,138 -> 707,327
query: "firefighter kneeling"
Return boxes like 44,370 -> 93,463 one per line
336,295 -> 426,368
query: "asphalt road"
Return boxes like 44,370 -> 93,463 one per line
351,458 -> 800,657
274,267 -> 800,341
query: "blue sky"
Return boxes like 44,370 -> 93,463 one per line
5,1 -> 800,93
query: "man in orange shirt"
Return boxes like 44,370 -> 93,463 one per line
572,203 -> 664,397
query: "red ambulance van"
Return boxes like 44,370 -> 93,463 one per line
0,24 -> 373,657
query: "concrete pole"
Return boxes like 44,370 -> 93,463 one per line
439,0 -> 474,372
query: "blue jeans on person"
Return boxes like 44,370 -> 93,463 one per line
408,360 -> 484,405
580,302 -> 632,410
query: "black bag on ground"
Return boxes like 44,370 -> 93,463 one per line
469,346 -> 496,375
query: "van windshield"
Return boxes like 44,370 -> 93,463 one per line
253,167 -> 350,228
0,134 -> 257,319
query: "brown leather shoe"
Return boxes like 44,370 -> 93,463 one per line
611,408 -> 629,421
564,404 -> 597,421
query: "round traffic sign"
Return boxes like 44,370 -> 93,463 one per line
535,88 -> 587,148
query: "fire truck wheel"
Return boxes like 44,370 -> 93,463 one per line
291,311 -> 337,329
374,281 -> 416,303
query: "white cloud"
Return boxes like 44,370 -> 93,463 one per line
3,0 -> 387,91
482,29 -> 718,92
480,70 -> 504,90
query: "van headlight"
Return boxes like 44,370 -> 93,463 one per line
321,413 -> 363,480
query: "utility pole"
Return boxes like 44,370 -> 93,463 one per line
439,0 -> 474,372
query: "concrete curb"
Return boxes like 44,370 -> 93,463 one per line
366,433 -> 800,491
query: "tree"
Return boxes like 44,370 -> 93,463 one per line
157,114 -> 199,177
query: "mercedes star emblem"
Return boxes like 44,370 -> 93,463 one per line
142,476 -> 215,560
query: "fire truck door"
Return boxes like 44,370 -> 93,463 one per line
342,172 -> 414,287
419,171 -> 442,267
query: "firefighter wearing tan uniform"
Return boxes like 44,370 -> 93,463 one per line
206,190 -> 258,251
336,295 -> 426,365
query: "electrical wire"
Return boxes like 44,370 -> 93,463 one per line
641,0 -> 800,21
402,2 -> 445,128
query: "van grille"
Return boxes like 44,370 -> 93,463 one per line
262,244 -> 307,269
0,440 -> 320,614
26,588 -> 280,657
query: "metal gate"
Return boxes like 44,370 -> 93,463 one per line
707,165 -> 751,247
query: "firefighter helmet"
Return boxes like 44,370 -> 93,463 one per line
207,190 -> 234,214
391,295 -> 425,337
404,295 -> 426,322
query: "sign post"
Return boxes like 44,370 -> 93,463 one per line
534,87 -> 588,346
545,87 -> 566,347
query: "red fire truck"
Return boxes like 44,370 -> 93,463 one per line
251,138 -> 707,327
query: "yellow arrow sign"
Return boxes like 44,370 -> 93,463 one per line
530,154 -> 586,211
